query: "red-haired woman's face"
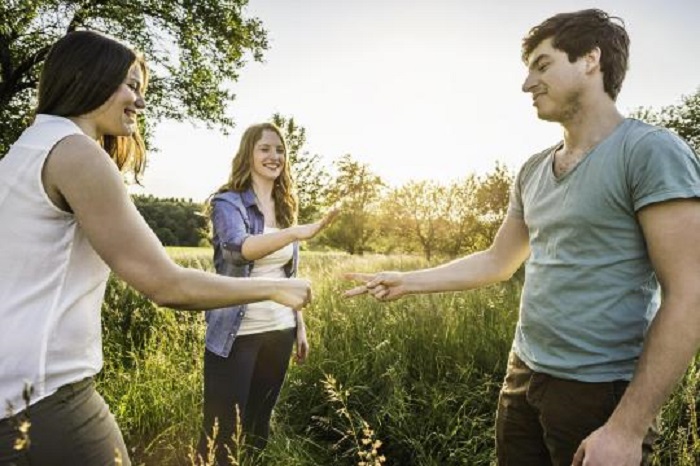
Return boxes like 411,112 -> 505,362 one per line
251,129 -> 286,183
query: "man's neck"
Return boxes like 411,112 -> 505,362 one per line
560,100 -> 624,154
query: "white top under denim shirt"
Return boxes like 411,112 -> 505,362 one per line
237,227 -> 296,336
0,115 -> 109,418
204,189 -> 299,357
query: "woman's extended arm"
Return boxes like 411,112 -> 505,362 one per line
43,135 -> 311,311
239,208 -> 338,261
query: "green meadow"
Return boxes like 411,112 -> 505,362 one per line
98,248 -> 699,465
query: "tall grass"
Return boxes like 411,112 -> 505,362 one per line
97,250 -> 700,465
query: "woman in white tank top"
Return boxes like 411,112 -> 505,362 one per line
0,32 -> 312,466
198,123 -> 338,463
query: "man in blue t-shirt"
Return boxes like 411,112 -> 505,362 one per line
345,9 -> 700,466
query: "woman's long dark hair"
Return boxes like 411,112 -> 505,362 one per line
36,30 -> 148,181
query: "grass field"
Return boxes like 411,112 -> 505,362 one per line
97,248 -> 699,465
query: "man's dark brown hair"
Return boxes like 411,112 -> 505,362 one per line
522,9 -> 630,100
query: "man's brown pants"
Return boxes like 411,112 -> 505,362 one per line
495,352 -> 658,466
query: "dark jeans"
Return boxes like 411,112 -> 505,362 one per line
0,377 -> 129,466
198,328 -> 295,466
495,352 -> 658,466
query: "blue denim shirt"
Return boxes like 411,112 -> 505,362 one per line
204,188 -> 299,357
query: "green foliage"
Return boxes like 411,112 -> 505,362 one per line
285,254 -> 517,465
323,155 -> 385,255
133,194 -> 208,246
0,0 -> 268,156
381,180 -> 452,261
99,253 -> 208,464
318,374 -> 387,465
379,164 -> 513,261
469,162 -> 513,252
98,251 -> 700,465
630,87 -> 700,153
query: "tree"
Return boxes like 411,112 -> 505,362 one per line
378,164 -> 513,260
324,154 -> 384,255
442,175 -> 480,257
0,0 -> 268,157
270,113 -> 331,224
133,195 -> 207,246
472,162 -> 513,249
382,180 -> 451,261
630,87 -> 700,153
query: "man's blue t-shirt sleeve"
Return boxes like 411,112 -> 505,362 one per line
628,129 -> 700,211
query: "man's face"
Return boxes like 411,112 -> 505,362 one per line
521,38 -> 589,123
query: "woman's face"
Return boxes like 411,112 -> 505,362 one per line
251,129 -> 286,183
91,63 -> 145,138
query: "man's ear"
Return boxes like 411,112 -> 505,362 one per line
584,46 -> 602,74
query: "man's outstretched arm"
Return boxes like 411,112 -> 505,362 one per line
345,214 -> 531,300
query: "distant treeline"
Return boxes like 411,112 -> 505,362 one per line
133,195 -> 208,247
130,98 -> 700,253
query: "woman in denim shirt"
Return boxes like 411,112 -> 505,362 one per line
198,123 -> 337,464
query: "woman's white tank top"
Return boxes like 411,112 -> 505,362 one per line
0,115 -> 109,418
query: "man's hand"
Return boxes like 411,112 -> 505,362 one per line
572,423 -> 644,466
343,271 -> 408,301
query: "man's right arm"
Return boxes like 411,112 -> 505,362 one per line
408,215 -> 530,293
345,214 -> 530,300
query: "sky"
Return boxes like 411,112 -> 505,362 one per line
131,0 -> 700,202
